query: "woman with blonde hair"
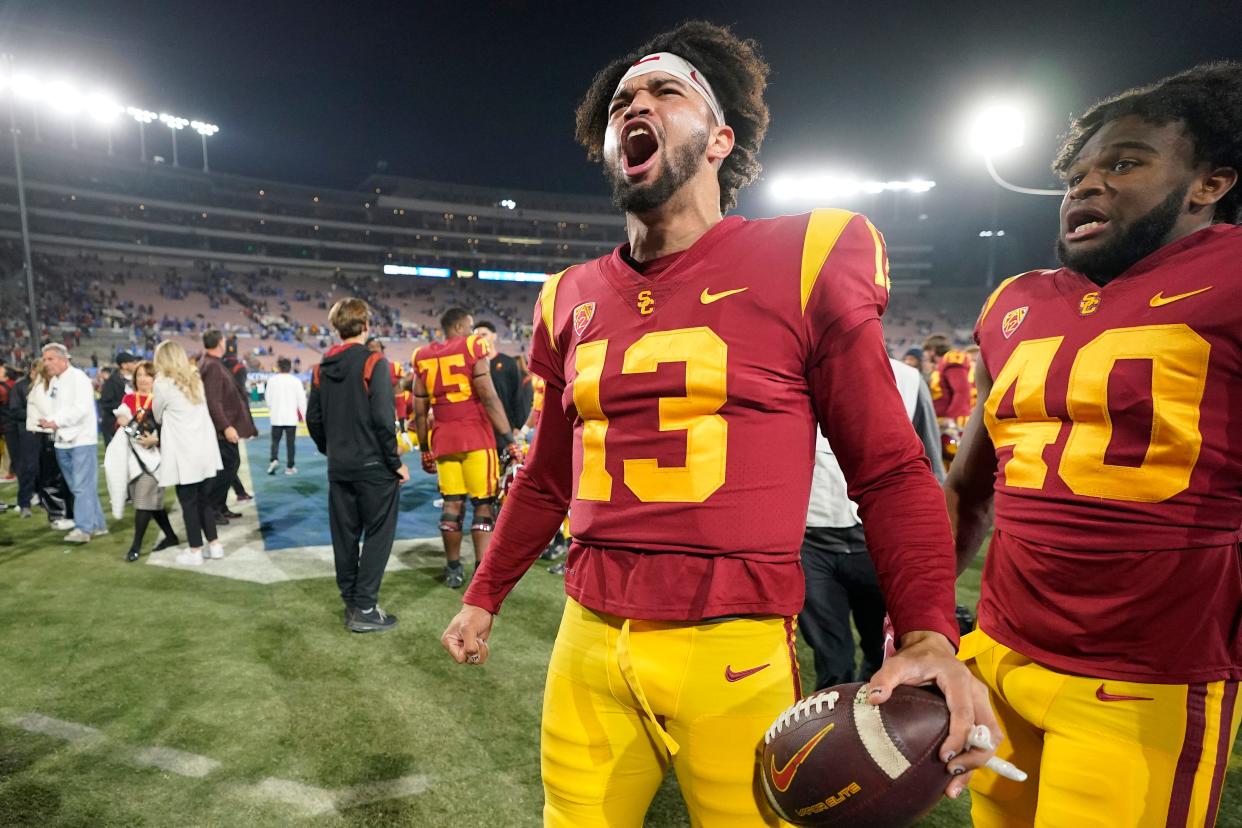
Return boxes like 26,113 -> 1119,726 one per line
152,341 -> 223,566
24,357 -> 74,528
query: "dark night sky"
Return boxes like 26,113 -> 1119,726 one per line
3,0 -> 1240,277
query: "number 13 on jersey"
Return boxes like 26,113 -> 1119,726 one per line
572,327 -> 729,504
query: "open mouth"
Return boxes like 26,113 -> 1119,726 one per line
1064,207 -> 1111,242
621,121 -> 660,178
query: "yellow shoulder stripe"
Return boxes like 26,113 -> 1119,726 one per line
864,218 -> 891,292
977,272 -> 1033,328
800,209 -> 858,314
539,268 -> 570,353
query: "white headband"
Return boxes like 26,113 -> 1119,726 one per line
613,52 -> 726,126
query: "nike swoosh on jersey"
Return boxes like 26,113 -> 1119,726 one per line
700,287 -> 749,304
1095,683 -> 1154,702
1149,286 -> 1213,307
770,721 -> 834,792
724,663 -> 770,682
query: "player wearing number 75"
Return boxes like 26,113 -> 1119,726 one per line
441,20 -> 999,826
945,62 -> 1242,828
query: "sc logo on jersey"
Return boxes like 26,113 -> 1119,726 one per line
637,290 -> 655,315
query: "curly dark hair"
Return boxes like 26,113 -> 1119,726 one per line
574,20 -> 770,212
1053,61 -> 1242,224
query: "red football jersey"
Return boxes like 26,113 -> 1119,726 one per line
931,350 -> 972,422
412,334 -> 495,457
466,211 -> 958,639
973,224 -> 1242,682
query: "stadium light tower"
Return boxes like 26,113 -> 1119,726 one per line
191,120 -> 218,172
128,107 -> 156,161
87,92 -> 122,155
159,112 -> 188,166
966,103 -> 1062,197
3,55 -> 40,355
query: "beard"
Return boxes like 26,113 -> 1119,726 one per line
606,128 -> 709,214
1055,184 -> 1187,284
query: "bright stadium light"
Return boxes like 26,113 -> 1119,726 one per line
769,174 -> 936,203
159,112 -> 188,167
965,101 -> 1062,197
86,92 -> 122,155
12,73 -> 41,100
967,103 -> 1025,157
499,198 -> 517,210
128,107 -> 157,161
191,120 -> 219,172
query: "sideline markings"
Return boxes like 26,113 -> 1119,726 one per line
6,711 -> 432,814
241,774 -> 434,816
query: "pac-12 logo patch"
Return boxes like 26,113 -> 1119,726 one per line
637,290 -> 655,316
1079,291 -> 1101,316
1001,306 -> 1028,339
572,302 -> 596,336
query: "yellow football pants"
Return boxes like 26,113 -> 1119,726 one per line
436,448 -> 497,498
541,598 -> 801,827
961,629 -> 1240,828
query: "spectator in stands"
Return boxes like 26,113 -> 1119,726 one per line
153,341 -> 223,565
109,361 -> 179,562
6,360 -> 38,517
307,298 -> 408,633
39,343 -> 106,544
265,357 -> 306,476
26,358 -> 72,528
199,330 -> 257,525
472,320 -> 528,452
99,352 -> 139,438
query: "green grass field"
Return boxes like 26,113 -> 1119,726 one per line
0,466 -> 1238,827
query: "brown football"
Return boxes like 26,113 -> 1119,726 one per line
760,683 -> 952,827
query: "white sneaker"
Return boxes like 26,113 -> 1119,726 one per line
207,543 -> 225,560
284,466 -> 297,475
51,518 -> 75,531
64,528 -> 91,543
176,549 -> 204,566
267,459 -> 279,475
91,528 -> 109,538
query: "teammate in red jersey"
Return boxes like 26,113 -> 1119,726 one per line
440,21 -> 997,824
413,307 -> 521,588
946,62 -> 1242,827
924,333 -> 973,426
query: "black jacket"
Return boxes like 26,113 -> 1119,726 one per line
306,343 -> 401,482
98,370 -> 128,436
4,377 -> 27,433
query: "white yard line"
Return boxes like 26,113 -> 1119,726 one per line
7,711 -> 432,815
241,774 -> 434,816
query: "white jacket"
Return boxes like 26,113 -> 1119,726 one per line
264,373 -> 307,427
806,359 -> 922,528
47,365 -> 99,448
25,380 -> 54,433
103,428 -> 161,520
152,377 -> 223,487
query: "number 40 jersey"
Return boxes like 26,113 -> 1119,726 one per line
974,223 -> 1242,682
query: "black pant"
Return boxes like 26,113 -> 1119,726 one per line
8,427 -> 38,509
329,477 -> 400,610
36,433 -> 72,520
210,438 -> 241,513
270,425 -> 296,468
799,525 -> 887,692
175,481 -> 218,549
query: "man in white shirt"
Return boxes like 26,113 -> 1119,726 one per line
800,357 -> 944,690
39,343 -> 106,543
265,357 -> 307,475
